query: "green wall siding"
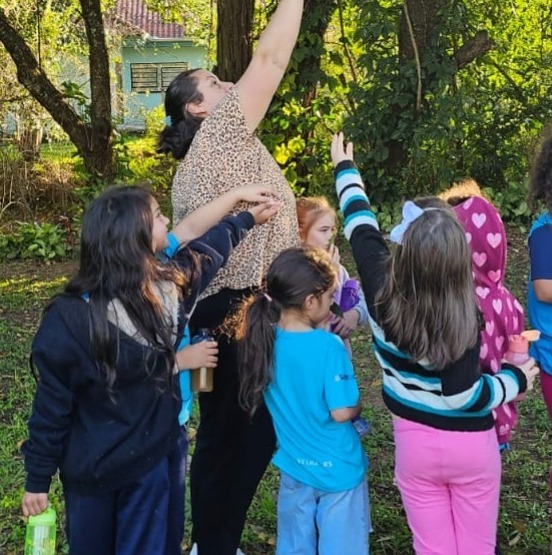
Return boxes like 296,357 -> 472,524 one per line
120,38 -> 207,129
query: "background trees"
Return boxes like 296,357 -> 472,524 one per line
0,0 -> 551,222
0,0 -> 114,178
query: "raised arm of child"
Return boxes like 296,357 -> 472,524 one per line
170,184 -> 275,244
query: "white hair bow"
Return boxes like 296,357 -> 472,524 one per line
389,201 -> 429,245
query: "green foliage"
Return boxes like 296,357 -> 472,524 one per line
483,181 -> 533,227
258,0 -> 552,226
340,0 -> 552,218
0,222 -> 71,262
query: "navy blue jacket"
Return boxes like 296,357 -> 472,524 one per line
22,212 -> 254,495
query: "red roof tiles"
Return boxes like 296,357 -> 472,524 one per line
115,0 -> 185,39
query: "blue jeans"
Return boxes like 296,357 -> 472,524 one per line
167,425 -> 189,555
276,471 -> 371,555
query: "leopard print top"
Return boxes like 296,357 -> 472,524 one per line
172,87 -> 300,298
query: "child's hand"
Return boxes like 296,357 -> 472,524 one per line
248,200 -> 281,225
516,357 -> 540,391
232,184 -> 274,204
331,132 -> 354,167
22,492 -> 49,517
176,341 -> 218,371
332,309 -> 360,339
328,244 -> 341,267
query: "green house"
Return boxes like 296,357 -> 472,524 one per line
114,0 -> 207,130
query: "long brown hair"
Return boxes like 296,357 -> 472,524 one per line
375,198 -> 479,368
64,186 -> 191,396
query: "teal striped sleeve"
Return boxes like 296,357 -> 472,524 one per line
334,160 -> 379,240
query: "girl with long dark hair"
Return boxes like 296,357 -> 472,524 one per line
21,185 -> 277,555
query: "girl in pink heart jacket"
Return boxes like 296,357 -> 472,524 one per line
451,193 -> 524,450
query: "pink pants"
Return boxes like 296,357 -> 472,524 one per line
393,418 -> 501,555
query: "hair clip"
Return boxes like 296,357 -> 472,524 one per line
263,292 -> 273,303
389,201 -> 440,245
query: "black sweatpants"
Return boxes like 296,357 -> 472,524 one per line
189,288 -> 276,555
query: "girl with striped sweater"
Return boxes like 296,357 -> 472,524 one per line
331,134 -> 538,555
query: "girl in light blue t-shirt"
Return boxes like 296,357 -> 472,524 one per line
237,246 -> 370,555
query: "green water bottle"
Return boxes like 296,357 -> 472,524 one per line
24,506 -> 57,555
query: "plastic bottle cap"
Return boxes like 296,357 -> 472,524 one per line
508,335 -> 529,354
28,507 -> 56,526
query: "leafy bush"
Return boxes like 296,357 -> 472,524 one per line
0,222 -> 72,262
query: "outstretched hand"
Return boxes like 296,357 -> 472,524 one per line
233,184 -> 275,204
248,200 -> 281,225
331,132 -> 354,167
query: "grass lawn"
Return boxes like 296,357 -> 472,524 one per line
0,228 -> 551,554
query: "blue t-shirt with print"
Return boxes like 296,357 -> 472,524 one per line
528,213 -> 552,374
265,328 -> 368,492
164,232 -> 193,425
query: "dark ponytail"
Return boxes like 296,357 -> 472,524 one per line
236,294 -> 280,416
237,247 -> 337,415
157,69 -> 204,160
530,132 -> 552,213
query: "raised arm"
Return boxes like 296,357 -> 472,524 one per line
171,184 -> 274,244
331,133 -> 389,313
236,0 -> 304,132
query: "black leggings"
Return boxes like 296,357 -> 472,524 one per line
189,288 -> 276,555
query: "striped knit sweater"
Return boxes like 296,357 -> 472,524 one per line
335,160 -> 527,432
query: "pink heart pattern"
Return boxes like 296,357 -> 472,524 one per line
480,343 -> 489,359
476,286 -> 490,299
463,198 -> 474,210
471,213 -> 486,228
452,196 -> 523,445
473,252 -> 487,267
486,232 -> 502,248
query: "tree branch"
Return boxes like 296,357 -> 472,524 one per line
454,30 -> 494,70
403,0 -> 422,113
0,7 -> 87,148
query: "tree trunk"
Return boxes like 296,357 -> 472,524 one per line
398,0 -> 444,64
0,1 -> 114,179
293,0 -> 337,181
298,0 -> 336,105
81,0 -> 114,179
385,0 -> 493,172
216,0 -> 254,82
